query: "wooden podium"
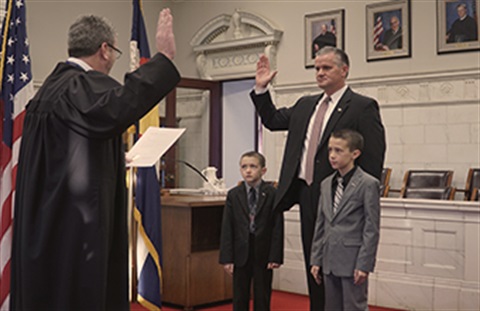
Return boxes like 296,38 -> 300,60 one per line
161,194 -> 232,310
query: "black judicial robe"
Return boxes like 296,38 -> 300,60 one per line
10,53 -> 180,310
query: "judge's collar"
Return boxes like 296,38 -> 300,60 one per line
66,57 -> 93,71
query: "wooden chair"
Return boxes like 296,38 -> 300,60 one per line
470,187 -> 479,201
379,167 -> 392,197
460,168 -> 480,201
399,170 -> 455,200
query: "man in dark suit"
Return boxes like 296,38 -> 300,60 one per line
249,46 -> 385,310
219,151 -> 284,311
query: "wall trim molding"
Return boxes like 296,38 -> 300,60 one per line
189,9 -> 283,80
271,68 -> 479,107
274,68 -> 480,92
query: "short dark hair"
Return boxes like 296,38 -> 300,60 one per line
240,151 -> 266,168
316,46 -> 350,68
330,129 -> 364,152
68,15 -> 116,57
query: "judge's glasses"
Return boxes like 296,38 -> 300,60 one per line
107,43 -> 122,59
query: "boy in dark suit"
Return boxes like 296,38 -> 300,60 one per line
310,129 -> 380,311
219,151 -> 284,311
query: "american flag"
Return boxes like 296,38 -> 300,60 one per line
0,0 -> 34,310
373,15 -> 384,48
130,1 -> 164,310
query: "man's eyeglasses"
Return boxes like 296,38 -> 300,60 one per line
107,43 -> 122,59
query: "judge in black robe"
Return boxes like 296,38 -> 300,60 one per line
312,24 -> 337,58
446,3 -> 478,43
447,14 -> 478,43
10,10 -> 180,310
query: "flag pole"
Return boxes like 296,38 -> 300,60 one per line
129,167 -> 139,303
127,130 -> 138,303
0,0 -> 14,89
128,2 -> 142,300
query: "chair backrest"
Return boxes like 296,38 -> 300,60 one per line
379,167 -> 392,197
400,170 -> 454,199
403,170 -> 453,188
465,168 -> 480,200
404,187 -> 455,200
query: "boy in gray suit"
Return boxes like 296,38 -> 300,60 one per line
219,151 -> 284,311
310,129 -> 380,311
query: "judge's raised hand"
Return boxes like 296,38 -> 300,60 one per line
255,54 -> 277,89
155,8 -> 176,60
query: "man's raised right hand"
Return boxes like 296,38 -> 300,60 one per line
255,54 -> 278,89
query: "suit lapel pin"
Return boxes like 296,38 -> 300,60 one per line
337,107 -> 342,113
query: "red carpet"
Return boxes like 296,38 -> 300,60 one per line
131,290 -> 403,310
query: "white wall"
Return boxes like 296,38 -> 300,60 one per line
26,0 -> 168,84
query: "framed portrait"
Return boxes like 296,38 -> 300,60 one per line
366,0 -> 411,61
305,9 -> 345,68
437,0 -> 480,54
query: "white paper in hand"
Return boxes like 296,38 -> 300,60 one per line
126,127 -> 186,167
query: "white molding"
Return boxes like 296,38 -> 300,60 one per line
190,14 -> 231,47
274,68 -> 480,92
272,69 -> 480,107
381,198 -> 480,216
190,10 -> 283,80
